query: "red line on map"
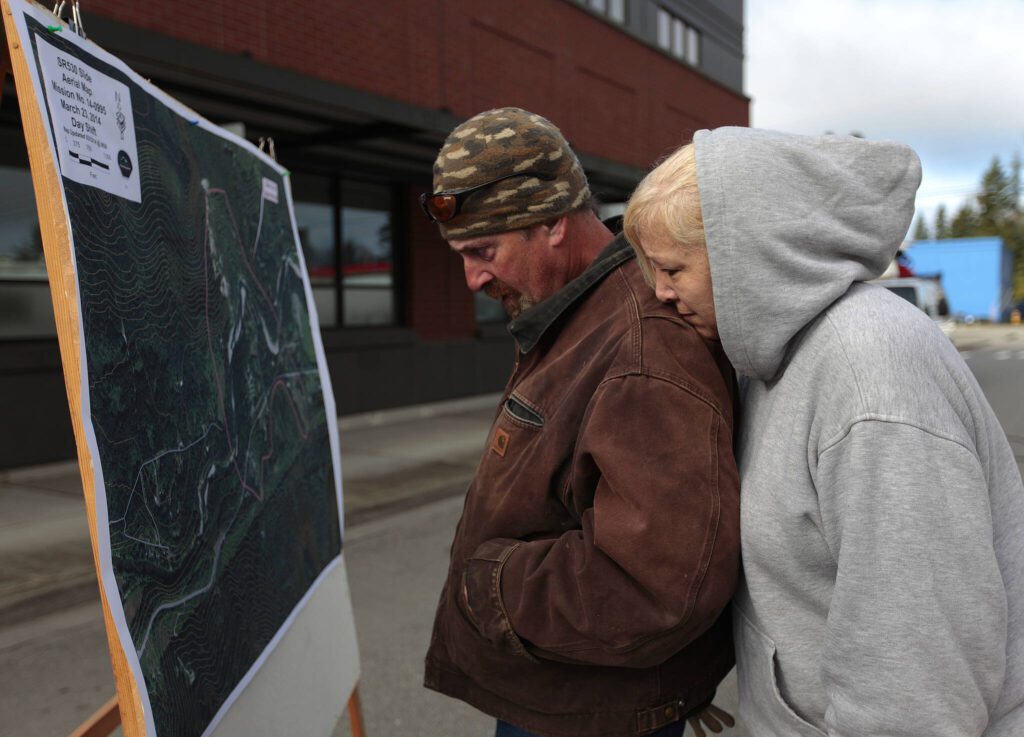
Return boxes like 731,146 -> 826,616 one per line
255,378 -> 311,490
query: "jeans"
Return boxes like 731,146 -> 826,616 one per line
495,719 -> 686,737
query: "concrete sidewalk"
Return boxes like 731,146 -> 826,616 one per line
0,393 -> 500,629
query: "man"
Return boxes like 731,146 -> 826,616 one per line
421,107 -> 739,737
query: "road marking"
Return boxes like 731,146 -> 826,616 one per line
960,351 -> 974,360
994,350 -> 1012,360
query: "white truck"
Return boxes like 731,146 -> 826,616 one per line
871,276 -> 956,335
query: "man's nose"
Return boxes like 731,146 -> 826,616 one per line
463,259 -> 492,292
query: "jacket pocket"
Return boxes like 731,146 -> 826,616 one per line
460,539 -> 541,664
503,393 -> 545,428
734,608 -> 827,737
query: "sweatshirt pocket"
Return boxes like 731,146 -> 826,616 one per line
735,608 -> 827,737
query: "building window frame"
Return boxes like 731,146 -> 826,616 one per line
291,169 -> 401,331
655,5 -> 700,67
581,0 -> 628,25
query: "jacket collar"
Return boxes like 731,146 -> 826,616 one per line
508,233 -> 634,354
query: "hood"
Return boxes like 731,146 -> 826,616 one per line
694,127 -> 921,381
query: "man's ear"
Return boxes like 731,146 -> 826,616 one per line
545,215 -> 569,248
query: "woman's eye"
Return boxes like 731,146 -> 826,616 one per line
661,268 -> 679,277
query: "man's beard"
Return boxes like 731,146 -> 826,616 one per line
485,281 -> 536,320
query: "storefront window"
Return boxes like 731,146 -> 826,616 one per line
0,159 -> 399,337
341,181 -> 394,327
291,173 -> 337,327
0,164 -> 55,338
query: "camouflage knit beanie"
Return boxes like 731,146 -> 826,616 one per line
431,107 -> 591,239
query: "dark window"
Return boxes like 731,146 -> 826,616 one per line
0,156 -> 57,338
259,173 -> 399,329
341,180 -> 395,327
886,286 -> 919,307
0,96 -> 399,339
291,173 -> 337,326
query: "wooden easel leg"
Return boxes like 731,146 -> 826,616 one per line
68,696 -> 121,737
347,685 -> 367,737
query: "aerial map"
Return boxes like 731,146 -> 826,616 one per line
15,10 -> 343,736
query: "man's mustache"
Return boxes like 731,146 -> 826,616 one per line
484,281 -> 518,301
483,280 -> 534,318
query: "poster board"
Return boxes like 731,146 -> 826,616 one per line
1,2 -> 360,734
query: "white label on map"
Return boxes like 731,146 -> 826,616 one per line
262,177 -> 279,204
36,38 -> 141,203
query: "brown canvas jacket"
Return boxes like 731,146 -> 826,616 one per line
424,235 -> 740,737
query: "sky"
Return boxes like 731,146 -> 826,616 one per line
745,0 -> 1024,232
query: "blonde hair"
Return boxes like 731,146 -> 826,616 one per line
623,143 -> 705,285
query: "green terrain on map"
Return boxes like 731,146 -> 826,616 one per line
29,17 -> 342,737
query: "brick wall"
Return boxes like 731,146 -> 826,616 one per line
79,0 -> 747,342
84,0 -> 748,168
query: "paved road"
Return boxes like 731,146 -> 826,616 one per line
1,325 -> 1021,737
960,347 -> 1024,450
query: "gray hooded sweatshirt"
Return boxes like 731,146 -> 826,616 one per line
694,127 -> 1024,736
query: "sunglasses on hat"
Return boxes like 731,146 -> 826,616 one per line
419,171 -> 556,223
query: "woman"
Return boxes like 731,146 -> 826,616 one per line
623,128 -> 1024,736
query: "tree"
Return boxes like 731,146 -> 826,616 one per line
934,204 -> 949,239
950,202 -> 979,238
913,215 -> 930,241
1007,219 -> 1024,302
977,157 -> 1014,234
972,155 -> 1024,301
934,153 -> 1024,301
1010,152 -> 1021,208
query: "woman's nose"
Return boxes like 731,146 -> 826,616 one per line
654,274 -> 676,304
